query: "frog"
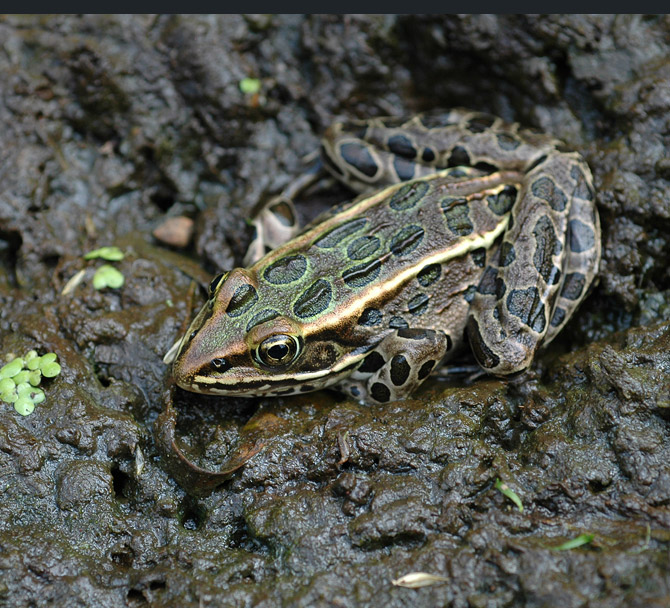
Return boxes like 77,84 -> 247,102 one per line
164,109 -> 600,403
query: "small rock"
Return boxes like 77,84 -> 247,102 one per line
153,216 -> 194,248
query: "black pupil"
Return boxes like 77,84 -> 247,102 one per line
268,344 -> 289,361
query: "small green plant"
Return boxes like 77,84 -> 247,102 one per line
0,350 -> 61,416
84,246 -> 125,261
495,478 -> 524,513
552,533 -> 594,551
83,246 -> 125,290
239,77 -> 261,95
92,264 -> 125,289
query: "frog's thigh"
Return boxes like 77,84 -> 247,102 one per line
338,328 -> 451,403
467,153 -> 587,375
543,159 -> 601,344
243,196 -> 299,266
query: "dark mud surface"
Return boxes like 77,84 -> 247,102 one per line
1,14 -> 669,608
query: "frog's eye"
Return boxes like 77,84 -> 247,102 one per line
255,335 -> 300,367
208,272 -> 228,298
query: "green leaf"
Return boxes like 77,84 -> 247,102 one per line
14,397 -> 35,416
93,265 -> 125,290
1,389 -> 18,403
41,362 -> 61,378
31,387 -> 46,405
27,355 -> 41,370
84,246 -> 125,261
552,533 -> 594,551
28,370 -> 42,386
13,370 -> 29,385
40,353 -> 57,365
495,478 -> 523,513
239,77 -> 261,95
16,382 -> 32,398
0,377 -> 16,393
0,358 -> 24,379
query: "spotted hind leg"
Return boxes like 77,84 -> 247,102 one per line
335,328 -> 451,403
467,153 -> 599,375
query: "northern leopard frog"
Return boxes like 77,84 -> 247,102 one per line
165,109 -> 600,403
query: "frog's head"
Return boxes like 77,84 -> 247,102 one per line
169,268 -> 365,397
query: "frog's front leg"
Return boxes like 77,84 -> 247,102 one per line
336,328 -> 451,403
243,196 -> 300,266
243,162 -> 327,266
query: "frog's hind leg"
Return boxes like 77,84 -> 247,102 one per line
336,328 -> 451,403
542,160 -> 601,344
466,152 -> 597,375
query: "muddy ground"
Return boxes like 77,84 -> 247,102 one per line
0,14 -> 669,608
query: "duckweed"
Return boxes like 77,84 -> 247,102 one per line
0,350 -> 61,416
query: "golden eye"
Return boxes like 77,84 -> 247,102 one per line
255,334 -> 300,367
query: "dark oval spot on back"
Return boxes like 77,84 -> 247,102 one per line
422,148 -> 436,163
550,306 -> 566,327
397,328 -> 428,340
506,287 -> 546,333
570,164 -> 595,201
467,316 -> 501,370
347,235 -> 381,260
390,354 -> 411,386
464,284 -> 476,302
245,308 -> 280,332
387,134 -> 416,159
358,308 -> 382,326
314,218 -> 368,249
389,316 -> 409,329
466,114 -> 496,133
263,254 -> 308,285
533,215 -> 563,284
496,133 -> 520,150
389,181 -> 429,211
417,359 -> 436,380
470,248 -> 486,268
370,382 -> 391,402
293,279 -> 333,319
417,263 -> 441,287
339,142 -> 378,177
447,146 -> 471,167
487,185 -> 518,216
390,225 -> 424,256
568,219 -> 596,253
393,156 -> 416,181
531,176 -> 567,211
419,113 -> 458,129
560,272 -> 586,301
342,259 -> 382,288
226,284 -> 258,318
358,351 -> 385,374
500,242 -> 516,267
441,199 -> 473,236
407,293 -> 429,315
